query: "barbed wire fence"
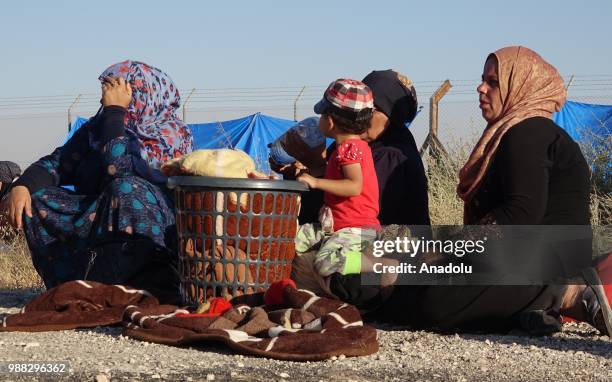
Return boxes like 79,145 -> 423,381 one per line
1,76 -> 610,169
432,75 -> 612,155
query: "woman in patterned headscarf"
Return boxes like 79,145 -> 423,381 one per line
6,61 -> 193,301
386,47 -> 610,337
457,46 -> 590,225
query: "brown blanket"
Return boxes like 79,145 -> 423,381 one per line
1,280 -> 378,361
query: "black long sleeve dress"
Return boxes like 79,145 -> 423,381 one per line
388,117 -> 592,333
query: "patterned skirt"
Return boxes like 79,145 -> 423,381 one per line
24,177 -> 176,288
23,138 -> 177,289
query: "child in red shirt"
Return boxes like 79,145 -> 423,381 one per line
296,79 -> 380,277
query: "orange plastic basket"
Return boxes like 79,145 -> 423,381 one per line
169,176 -> 307,305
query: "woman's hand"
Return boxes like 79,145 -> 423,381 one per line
297,173 -> 318,189
101,76 -> 132,109
7,185 -> 32,230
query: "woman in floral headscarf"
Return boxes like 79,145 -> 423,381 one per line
6,61 -> 193,300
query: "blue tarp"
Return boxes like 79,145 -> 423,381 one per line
188,113 -> 295,174
66,117 -> 88,143
553,100 -> 611,184
69,113 -> 296,174
552,100 -> 612,142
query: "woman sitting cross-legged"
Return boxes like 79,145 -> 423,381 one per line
6,61 -> 193,303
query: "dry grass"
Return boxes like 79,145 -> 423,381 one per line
425,137 -> 474,225
582,132 -> 612,256
581,130 -> 611,226
0,225 -> 43,289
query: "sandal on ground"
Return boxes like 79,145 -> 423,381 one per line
581,267 -> 612,337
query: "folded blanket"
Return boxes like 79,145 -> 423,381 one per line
1,280 -> 378,361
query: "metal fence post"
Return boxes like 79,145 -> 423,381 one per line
566,74 -> 575,91
67,94 -> 82,132
420,80 -> 452,159
182,88 -> 196,123
293,86 -> 306,121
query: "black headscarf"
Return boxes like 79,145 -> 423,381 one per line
362,69 -> 418,130
0,161 -> 20,183
0,161 -> 21,197
362,70 -> 429,227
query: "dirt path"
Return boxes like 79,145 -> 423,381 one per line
0,289 -> 610,382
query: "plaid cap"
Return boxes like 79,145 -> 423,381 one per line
314,79 -> 374,118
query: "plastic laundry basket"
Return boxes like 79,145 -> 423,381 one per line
168,176 -> 308,305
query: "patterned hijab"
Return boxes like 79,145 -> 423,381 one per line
457,46 -> 566,203
99,60 -> 193,169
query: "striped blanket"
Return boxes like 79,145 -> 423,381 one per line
0,280 -> 378,361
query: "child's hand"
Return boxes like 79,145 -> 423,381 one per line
297,173 -> 318,189
101,76 -> 132,109
269,158 -> 310,180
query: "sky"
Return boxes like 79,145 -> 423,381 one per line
1,0 -> 611,168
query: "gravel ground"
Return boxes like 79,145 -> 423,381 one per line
0,289 -> 610,382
